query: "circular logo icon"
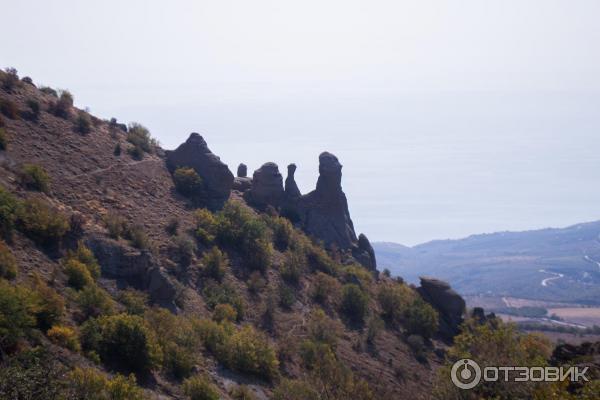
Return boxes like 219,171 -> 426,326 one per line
451,359 -> 481,389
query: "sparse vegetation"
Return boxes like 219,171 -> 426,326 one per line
183,374 -> 220,400
67,367 -> 143,400
19,163 -> 50,192
173,167 -> 204,197
23,99 -> 41,121
103,212 -> 127,239
47,325 -> 80,351
202,280 -> 244,320
39,86 -> 58,97
16,198 -> 70,245
1,68 -> 20,92
0,186 -> 18,239
0,98 -> 19,119
200,246 -> 227,282
0,128 -> 7,150
340,283 -> 369,324
75,111 -> 92,134
52,90 -> 73,118
0,240 -> 17,279
127,122 -> 155,154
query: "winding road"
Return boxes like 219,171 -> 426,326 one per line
539,269 -> 564,287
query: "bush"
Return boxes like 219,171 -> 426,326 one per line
69,241 -> 100,278
311,272 -> 341,306
341,264 -> 372,288
0,127 -> 7,150
195,318 -> 232,354
125,223 -> 150,249
173,235 -> 195,266
31,275 -> 65,331
213,303 -> 237,323
0,281 -> 37,351
118,289 -> 148,315
366,315 -> 384,344
340,284 -> 369,324
194,208 -> 216,244
67,367 -> 143,400
19,163 -> 50,192
307,309 -> 340,348
75,285 -> 116,320
64,259 -> 94,290
113,142 -> 121,156
0,186 -> 18,239
230,385 -> 258,400
24,99 -> 41,121
273,379 -> 319,400
266,216 -> 294,251
247,270 -> 266,294
103,212 -> 127,239
280,249 -> 305,285
165,217 -> 179,235
1,68 -> 20,91
202,281 -> 244,320
81,313 -> 162,373
39,86 -> 58,97
200,246 -> 227,282
47,325 -> 80,351
75,111 -> 92,134
127,144 -> 144,160
52,90 -> 73,118
306,244 -> 337,275
0,240 -> 17,279
0,349 -> 66,399
127,123 -> 154,153
17,197 -> 70,244
404,298 -> 439,339
173,167 -> 204,197
377,283 -> 414,327
183,374 -> 220,400
0,99 -> 19,119
223,325 -> 279,379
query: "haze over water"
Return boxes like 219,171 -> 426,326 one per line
2,1 -> 599,245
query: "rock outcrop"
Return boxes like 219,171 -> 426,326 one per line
166,133 -> 234,208
417,277 -> 465,340
244,162 -> 284,209
353,233 -> 377,270
297,152 -> 357,249
237,163 -> 247,178
86,234 -> 178,310
284,163 -> 301,199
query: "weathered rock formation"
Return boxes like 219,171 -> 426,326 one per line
417,277 -> 465,340
297,152 -> 357,249
244,162 -> 284,209
165,133 -> 234,208
284,163 -> 301,199
237,163 -> 247,178
86,234 -> 178,310
353,233 -> 377,270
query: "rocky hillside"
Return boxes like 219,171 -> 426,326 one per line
0,69 -> 453,399
1,69 -> 598,400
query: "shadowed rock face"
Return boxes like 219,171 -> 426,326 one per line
298,152 -> 357,249
284,163 -> 301,199
353,233 -> 377,270
245,162 -> 284,209
417,277 -> 465,340
165,133 -> 234,209
237,163 -> 247,178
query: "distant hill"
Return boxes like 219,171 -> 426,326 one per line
374,221 -> 600,304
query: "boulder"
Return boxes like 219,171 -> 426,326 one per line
353,233 -> 377,270
86,234 -> 177,310
166,133 -> 234,209
244,162 -> 284,209
417,277 -> 465,340
237,163 -> 248,178
232,177 -> 252,192
297,152 -> 357,249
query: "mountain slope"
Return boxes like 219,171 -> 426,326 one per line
374,221 -> 600,304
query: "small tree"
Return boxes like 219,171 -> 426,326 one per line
19,164 -> 50,192
173,167 -> 204,198
340,284 -> 369,324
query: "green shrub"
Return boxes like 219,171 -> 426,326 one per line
1,68 -> 20,91
75,285 -> 116,320
81,313 -> 162,373
124,223 -> 150,249
67,367 -> 143,400
25,99 -> 41,121
213,303 -> 237,323
273,379 -> 319,400
341,264 -> 372,288
0,127 -> 7,150
194,208 -> 216,244
69,241 -> 100,279
311,272 -> 341,306
127,123 -> 155,153
223,325 -> 279,379
0,281 -> 37,351
47,324 -> 80,351
31,275 -> 65,331
0,240 -> 17,279
306,244 -> 337,275
118,289 -> 148,315
230,385 -> 258,400
246,271 -> 266,294
278,283 -> 296,309
39,86 -> 58,97
194,318 -> 232,354
16,198 -> 70,244
127,144 -> 144,160
0,186 -> 18,239
0,99 -> 19,119
75,111 -> 92,134
377,283 -> 414,326
51,90 -> 73,118
202,281 -> 244,320
404,297 -> 439,339
173,167 -> 204,197
173,235 -> 195,266
64,259 -> 93,290
307,309 -> 340,348
280,249 -> 305,285
19,163 -> 50,192
103,212 -> 127,239
340,284 -> 369,324
365,315 -> 384,344
266,215 -> 294,251
183,374 -> 220,400
200,246 -> 227,282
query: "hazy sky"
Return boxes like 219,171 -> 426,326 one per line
2,1 -> 599,245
